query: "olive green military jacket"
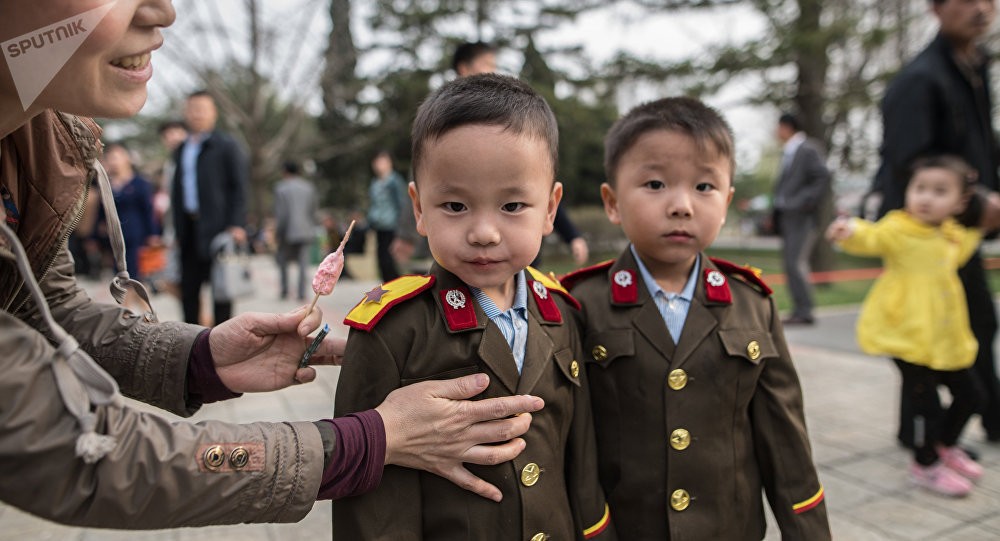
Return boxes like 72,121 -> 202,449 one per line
334,265 -> 614,540
565,249 -> 830,541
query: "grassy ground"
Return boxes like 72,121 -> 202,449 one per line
542,247 -> 1000,313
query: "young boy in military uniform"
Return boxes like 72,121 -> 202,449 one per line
332,74 -> 614,540
562,98 -> 830,540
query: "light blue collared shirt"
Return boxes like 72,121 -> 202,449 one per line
472,271 -> 529,373
180,134 -> 204,213
631,245 -> 700,344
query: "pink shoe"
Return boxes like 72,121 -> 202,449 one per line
937,446 -> 984,482
909,462 -> 972,497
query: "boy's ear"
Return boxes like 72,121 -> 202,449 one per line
600,182 -> 621,225
408,182 -> 428,237
722,185 -> 735,225
544,182 -> 563,236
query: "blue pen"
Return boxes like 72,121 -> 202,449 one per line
299,323 -> 330,368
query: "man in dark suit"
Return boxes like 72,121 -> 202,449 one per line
172,90 -> 248,325
774,113 -> 831,325
876,0 -> 1000,444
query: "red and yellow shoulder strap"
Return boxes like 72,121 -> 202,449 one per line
343,275 -> 435,332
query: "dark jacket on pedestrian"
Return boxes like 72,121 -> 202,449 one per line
333,265 -> 614,541
876,33 -> 1000,216
172,130 -> 248,260
563,249 -> 830,541
775,136 -> 830,214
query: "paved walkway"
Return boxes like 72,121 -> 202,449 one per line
2,252 -> 999,540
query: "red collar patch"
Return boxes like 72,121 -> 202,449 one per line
704,268 -> 732,304
529,279 -> 562,323
440,286 -> 478,331
611,269 -> 638,304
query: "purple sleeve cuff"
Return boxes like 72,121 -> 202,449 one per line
316,409 -> 387,500
186,329 -> 242,405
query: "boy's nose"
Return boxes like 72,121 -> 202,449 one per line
666,192 -> 693,218
468,218 -> 502,246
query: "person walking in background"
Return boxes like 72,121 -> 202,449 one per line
875,0 -> 1000,445
367,150 -> 407,282
773,113 -> 831,326
171,90 -> 248,325
99,142 -> 158,282
274,160 -> 317,301
151,120 -> 187,298
828,156 -> 999,496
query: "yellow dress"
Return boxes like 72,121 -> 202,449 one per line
837,211 -> 982,370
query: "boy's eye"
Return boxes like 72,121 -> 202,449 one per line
695,182 -> 716,193
444,202 -> 466,212
644,180 -> 665,190
502,202 -> 525,212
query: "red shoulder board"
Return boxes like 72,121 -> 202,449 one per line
559,260 -> 614,292
708,257 -> 773,296
527,266 -> 580,310
344,275 -> 436,332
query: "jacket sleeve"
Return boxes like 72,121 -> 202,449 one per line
750,297 -> 831,540
16,247 -> 205,416
799,144 -> 831,210
836,217 -> 889,258
0,310 -> 324,528
565,320 -> 616,540
225,138 -> 249,229
332,327 -> 422,540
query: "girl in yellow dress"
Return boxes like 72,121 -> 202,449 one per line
827,155 -> 993,498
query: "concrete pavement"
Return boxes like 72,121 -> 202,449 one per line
2,253 -> 999,540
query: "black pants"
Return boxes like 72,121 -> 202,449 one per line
179,213 -> 232,325
897,253 -> 1000,444
374,228 -> 399,283
894,359 -> 984,465
276,241 -> 311,300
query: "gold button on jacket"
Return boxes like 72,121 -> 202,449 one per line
530,533 -> 549,541
570,360 -> 580,378
669,428 -> 691,451
670,489 -> 691,511
521,463 -> 541,487
747,340 -> 761,360
591,345 -> 608,361
667,368 -> 687,390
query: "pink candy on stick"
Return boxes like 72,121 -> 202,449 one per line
305,220 -> 355,317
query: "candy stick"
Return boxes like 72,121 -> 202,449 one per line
304,220 -> 355,318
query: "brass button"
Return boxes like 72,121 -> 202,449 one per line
203,445 -> 225,470
747,340 -> 761,360
530,534 -> 549,541
668,369 -> 688,390
570,360 -> 580,378
670,428 -> 691,451
670,489 -> 691,511
230,447 -> 250,469
521,462 -> 541,487
591,345 -> 608,362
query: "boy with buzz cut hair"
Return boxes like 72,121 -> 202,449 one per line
562,97 -> 831,540
333,73 -> 615,541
